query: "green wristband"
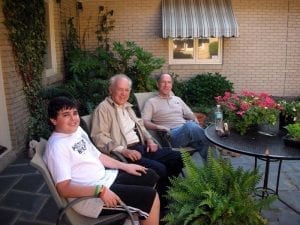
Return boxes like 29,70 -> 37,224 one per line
94,185 -> 100,197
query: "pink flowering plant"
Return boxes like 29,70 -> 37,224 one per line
215,91 -> 282,135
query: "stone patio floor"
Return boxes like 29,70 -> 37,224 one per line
0,151 -> 300,225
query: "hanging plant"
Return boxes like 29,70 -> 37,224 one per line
3,0 -> 50,141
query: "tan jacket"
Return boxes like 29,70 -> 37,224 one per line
91,97 -> 152,155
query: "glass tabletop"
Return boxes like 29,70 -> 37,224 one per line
205,124 -> 300,160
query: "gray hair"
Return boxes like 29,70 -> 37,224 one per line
109,74 -> 132,90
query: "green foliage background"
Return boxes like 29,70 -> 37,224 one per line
172,72 -> 234,114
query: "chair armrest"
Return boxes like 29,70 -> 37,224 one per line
155,130 -> 172,148
111,150 -> 128,163
57,196 -> 135,225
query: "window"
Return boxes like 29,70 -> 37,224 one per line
44,0 -> 57,77
169,38 -> 222,64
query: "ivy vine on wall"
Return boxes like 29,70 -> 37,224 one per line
3,0 -> 50,141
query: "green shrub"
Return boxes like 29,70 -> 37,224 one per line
113,41 -> 164,92
43,41 -> 164,116
181,72 -> 234,113
169,73 -> 186,99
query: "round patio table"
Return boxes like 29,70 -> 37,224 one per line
205,124 -> 300,214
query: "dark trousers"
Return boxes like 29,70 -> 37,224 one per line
108,169 -> 159,216
128,144 -> 183,211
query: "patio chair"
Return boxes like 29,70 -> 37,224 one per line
29,138 -> 135,225
133,92 -> 197,155
80,114 -> 127,162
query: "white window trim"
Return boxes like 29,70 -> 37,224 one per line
44,0 -> 57,77
168,38 -> 223,65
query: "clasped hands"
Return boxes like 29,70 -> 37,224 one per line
122,139 -> 158,162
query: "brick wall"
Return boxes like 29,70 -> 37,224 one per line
0,0 -> 28,156
44,0 -> 77,85
79,0 -> 300,96
0,0 -> 76,163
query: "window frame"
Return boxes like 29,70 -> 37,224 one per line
44,0 -> 57,77
168,37 -> 223,65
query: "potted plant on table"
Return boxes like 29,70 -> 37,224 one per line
215,91 -> 282,135
283,123 -> 300,148
278,99 -> 300,127
163,150 -> 275,225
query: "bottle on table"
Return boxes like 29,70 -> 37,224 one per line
214,104 -> 224,132
214,105 -> 229,137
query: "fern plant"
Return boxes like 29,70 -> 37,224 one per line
163,150 -> 275,225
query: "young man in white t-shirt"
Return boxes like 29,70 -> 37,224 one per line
44,96 -> 160,225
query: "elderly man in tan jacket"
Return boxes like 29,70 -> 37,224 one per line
91,74 -> 183,216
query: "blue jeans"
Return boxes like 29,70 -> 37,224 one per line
170,121 -> 209,160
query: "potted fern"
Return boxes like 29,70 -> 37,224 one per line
163,150 -> 275,225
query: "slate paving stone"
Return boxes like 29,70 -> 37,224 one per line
268,222 -> 281,225
1,190 -> 47,213
14,174 -> 45,193
1,165 -> 36,176
19,210 -> 39,221
277,190 -> 300,212
14,221 -> 53,225
36,197 -> 58,223
0,176 -> 19,195
276,210 -> 300,225
1,153 -> 299,225
0,208 -> 19,225
283,162 -> 297,171
10,156 -> 30,165
288,173 -> 300,187
39,183 -> 51,195
263,172 -> 297,191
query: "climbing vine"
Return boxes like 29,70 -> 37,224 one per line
3,0 -> 50,141
96,5 -> 115,51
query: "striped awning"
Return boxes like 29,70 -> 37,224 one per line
162,0 -> 239,38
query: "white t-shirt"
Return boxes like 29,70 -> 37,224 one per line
43,126 -> 118,218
